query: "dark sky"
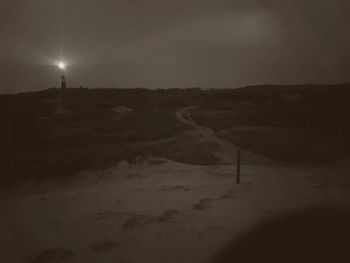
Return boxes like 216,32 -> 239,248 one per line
0,0 -> 349,93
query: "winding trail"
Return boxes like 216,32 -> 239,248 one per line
176,107 -> 272,165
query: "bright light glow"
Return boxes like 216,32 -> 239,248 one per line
57,62 -> 66,70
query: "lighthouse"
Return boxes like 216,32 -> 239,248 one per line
58,62 -> 66,89
61,73 -> 66,89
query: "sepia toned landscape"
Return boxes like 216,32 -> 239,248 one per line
1,1 -> 349,262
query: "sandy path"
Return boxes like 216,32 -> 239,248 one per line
176,107 -> 271,165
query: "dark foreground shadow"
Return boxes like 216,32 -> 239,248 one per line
209,207 -> 350,263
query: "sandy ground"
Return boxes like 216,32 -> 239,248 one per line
1,108 -> 350,263
176,107 -> 273,165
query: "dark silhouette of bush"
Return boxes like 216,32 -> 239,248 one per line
210,207 -> 350,263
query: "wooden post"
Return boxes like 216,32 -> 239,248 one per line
335,86 -> 343,149
236,150 -> 241,184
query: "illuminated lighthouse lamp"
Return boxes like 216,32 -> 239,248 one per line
57,62 -> 66,70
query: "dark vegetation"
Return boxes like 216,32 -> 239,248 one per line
1,84 -> 349,185
0,88 -> 203,185
210,207 -> 350,263
193,84 -> 350,163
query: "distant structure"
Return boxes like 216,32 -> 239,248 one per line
58,62 -> 67,89
61,73 -> 66,89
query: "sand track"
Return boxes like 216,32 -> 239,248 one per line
176,107 -> 272,165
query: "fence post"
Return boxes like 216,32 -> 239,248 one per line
236,150 -> 241,184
